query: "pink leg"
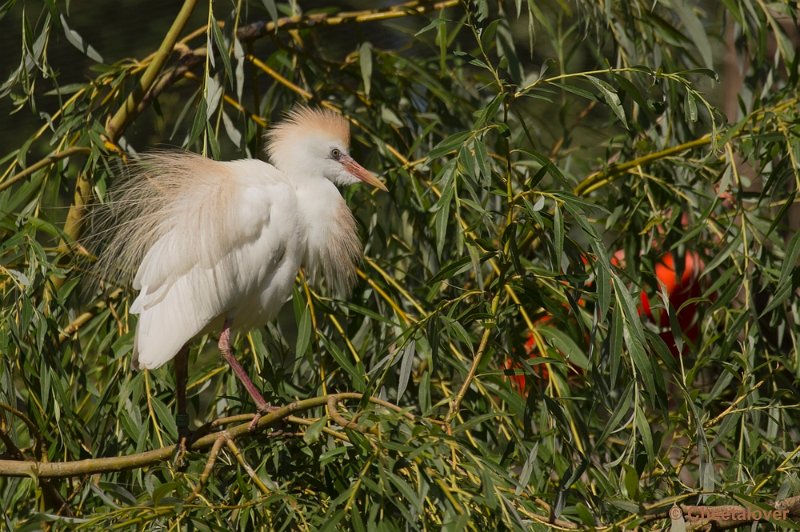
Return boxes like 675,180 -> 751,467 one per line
218,321 -> 274,430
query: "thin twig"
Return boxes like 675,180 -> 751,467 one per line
248,55 -> 313,100
224,437 -> 271,495
327,395 -> 359,429
134,48 -> 206,117
285,415 -> 349,442
445,292 -> 501,426
177,0 -> 460,44
0,403 -> 44,460
185,432 -> 227,503
0,147 -> 91,193
0,429 -> 24,461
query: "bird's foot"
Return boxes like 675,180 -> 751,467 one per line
173,417 -> 214,468
174,435 -> 190,470
173,413 -> 192,469
248,403 -> 281,432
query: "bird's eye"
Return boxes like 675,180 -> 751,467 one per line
330,148 -> 342,160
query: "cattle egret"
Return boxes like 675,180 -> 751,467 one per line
96,106 -> 386,432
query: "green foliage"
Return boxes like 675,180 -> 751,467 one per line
1,0 -> 799,529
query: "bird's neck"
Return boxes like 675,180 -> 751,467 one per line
276,159 -> 327,183
294,179 -> 361,294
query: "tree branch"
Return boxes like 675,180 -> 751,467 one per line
574,135 -> 712,196
0,146 -> 91,193
573,95 -> 799,197
177,0 -> 460,44
446,292 -> 501,426
0,393 -> 413,478
0,402 -> 43,460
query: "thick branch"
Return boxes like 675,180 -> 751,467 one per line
0,393 -> 413,478
58,0 -> 198,263
51,0 -> 199,296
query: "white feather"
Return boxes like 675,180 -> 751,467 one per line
123,156 -> 303,368
93,108 -> 372,370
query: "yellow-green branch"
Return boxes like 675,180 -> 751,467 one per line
179,0 -> 461,43
0,393 -> 413,478
0,147 -> 91,193
574,134 -> 713,196
51,0 -> 199,295
446,292 -> 501,425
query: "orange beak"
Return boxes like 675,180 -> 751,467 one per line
342,155 -> 387,191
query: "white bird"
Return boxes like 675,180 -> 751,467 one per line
95,106 -> 386,430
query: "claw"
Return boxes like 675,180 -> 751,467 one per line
173,412 -> 191,469
248,404 -> 280,431
173,435 -> 191,469
248,413 -> 263,431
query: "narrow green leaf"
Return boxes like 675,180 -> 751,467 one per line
515,444 -> 537,495
60,15 -> 103,63
622,464 -> 639,499
538,327 -> 589,370
553,201 -> 564,273
684,90 -> 698,122
595,381 -> 633,446
296,303 -> 312,357
359,42 -> 373,97
433,181 -> 453,258
397,340 -> 415,401
303,415 -> 326,444
261,0 -> 278,20
675,0 -> 714,68
211,18 -> 234,83
586,75 -> 627,128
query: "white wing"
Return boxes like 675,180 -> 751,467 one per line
129,157 -> 299,369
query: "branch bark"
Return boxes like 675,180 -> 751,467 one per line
446,292 -> 501,426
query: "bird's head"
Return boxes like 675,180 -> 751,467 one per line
266,106 -> 387,191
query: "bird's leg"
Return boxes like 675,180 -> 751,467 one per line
174,346 -> 190,468
218,321 -> 277,431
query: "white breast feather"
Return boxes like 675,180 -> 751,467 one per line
296,180 -> 361,296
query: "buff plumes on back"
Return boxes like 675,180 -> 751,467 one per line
89,152 -> 239,290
